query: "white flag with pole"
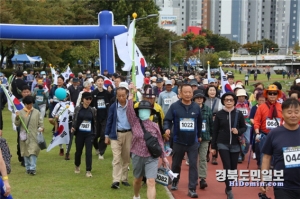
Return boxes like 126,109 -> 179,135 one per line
207,61 -> 211,79
220,67 -> 233,96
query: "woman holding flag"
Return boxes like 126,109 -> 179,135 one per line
15,95 -> 44,175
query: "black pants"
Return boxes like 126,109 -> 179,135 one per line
16,127 -> 24,163
218,149 -> 239,191
93,119 -> 107,156
65,122 -> 73,155
274,188 -> 300,199
172,142 -> 199,190
244,80 -> 249,86
75,132 -> 94,171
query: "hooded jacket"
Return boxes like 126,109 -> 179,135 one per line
211,108 -> 247,149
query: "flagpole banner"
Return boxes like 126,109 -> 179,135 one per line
220,67 -> 233,96
135,45 -> 147,89
1,85 -> 24,131
61,66 -> 73,81
207,64 -> 211,79
50,67 -> 58,85
114,32 -> 132,71
47,110 -> 70,152
128,19 -> 137,86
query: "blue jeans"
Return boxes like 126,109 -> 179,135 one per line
24,155 -> 37,171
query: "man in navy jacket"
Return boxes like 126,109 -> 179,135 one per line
164,84 -> 202,198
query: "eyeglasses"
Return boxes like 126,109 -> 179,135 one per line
268,92 -> 278,96
84,97 -> 92,101
224,99 -> 234,102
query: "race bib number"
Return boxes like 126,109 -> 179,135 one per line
179,118 -> 194,131
97,99 -> 105,109
36,95 -> 44,102
156,172 -> 169,186
283,146 -> 300,168
266,118 -> 280,129
79,120 -> 92,132
239,108 -> 248,116
202,120 -> 206,132
164,98 -> 171,105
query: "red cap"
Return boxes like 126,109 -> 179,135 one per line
69,73 -> 75,78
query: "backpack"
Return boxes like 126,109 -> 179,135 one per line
0,138 -> 12,174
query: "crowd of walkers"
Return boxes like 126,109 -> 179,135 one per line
0,68 -> 300,199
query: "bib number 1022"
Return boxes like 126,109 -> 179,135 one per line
182,123 -> 193,128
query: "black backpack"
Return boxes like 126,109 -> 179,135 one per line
0,138 -> 12,174
139,119 -> 162,158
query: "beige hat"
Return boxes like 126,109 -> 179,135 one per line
203,79 -> 208,85
23,71 -> 28,74
236,89 -> 247,97
188,75 -> 194,79
150,76 -> 157,82
119,82 -> 129,90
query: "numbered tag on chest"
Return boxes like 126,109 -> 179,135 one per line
283,146 -> 300,168
97,99 -> 105,109
266,117 -> 280,129
79,120 -> 92,132
239,108 -> 248,116
164,98 -> 171,105
179,118 -> 195,131
202,120 -> 206,132
36,95 -> 44,102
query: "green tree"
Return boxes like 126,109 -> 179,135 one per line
208,34 -> 231,52
293,40 -> 300,51
201,53 -> 219,69
258,38 -> 278,53
217,51 -> 231,62
229,40 -> 241,51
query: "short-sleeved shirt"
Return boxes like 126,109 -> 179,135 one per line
262,126 -> 300,189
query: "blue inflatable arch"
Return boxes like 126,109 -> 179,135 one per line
0,10 -> 127,74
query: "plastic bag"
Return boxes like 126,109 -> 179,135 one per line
20,130 -> 27,141
37,132 -> 47,150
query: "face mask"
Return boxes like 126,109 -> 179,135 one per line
38,85 -> 43,89
138,109 -> 151,121
43,75 -> 46,79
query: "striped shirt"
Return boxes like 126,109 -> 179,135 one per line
127,99 -> 165,158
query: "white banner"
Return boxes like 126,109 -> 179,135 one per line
50,67 -> 58,85
114,33 -> 132,71
61,66 -> 72,81
47,110 -> 70,152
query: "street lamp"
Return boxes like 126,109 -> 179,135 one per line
126,13 -> 158,81
169,39 -> 185,76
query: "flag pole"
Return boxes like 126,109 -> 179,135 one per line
0,84 -> 29,133
207,61 -> 211,79
131,13 -> 137,86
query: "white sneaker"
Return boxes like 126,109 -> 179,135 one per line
98,154 -> 104,160
74,166 -> 80,174
252,153 -> 256,159
133,195 -> 140,199
95,149 -> 100,155
86,171 -> 92,177
186,160 -> 189,165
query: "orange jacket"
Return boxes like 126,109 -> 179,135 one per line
253,102 -> 282,134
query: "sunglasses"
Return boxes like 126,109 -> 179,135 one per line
84,97 -> 92,100
268,92 -> 278,96
224,99 -> 234,102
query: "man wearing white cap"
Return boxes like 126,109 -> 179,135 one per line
158,80 -> 177,115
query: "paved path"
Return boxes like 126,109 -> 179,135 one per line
166,152 -> 275,199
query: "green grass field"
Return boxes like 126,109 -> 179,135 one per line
2,109 -> 169,199
221,67 -> 295,94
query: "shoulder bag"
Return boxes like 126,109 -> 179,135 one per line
139,119 -> 162,158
